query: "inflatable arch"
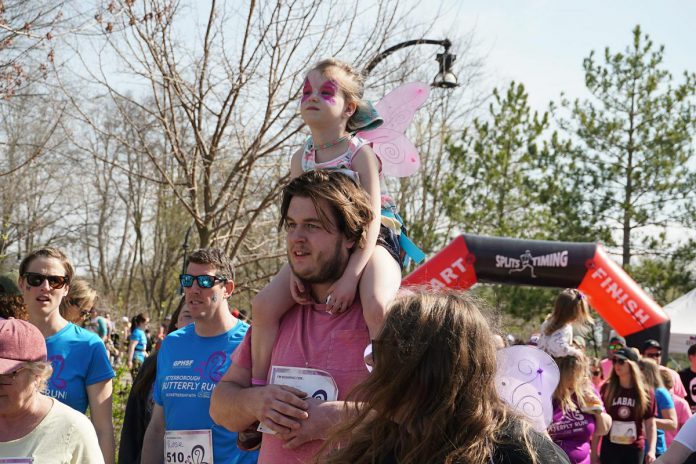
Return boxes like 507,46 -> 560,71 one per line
403,234 -> 670,353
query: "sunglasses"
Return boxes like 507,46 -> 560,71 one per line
612,358 -> 626,365
0,367 -> 26,386
608,344 -> 624,351
645,352 -> 662,359
179,274 -> 227,289
591,369 -> 602,376
23,272 -> 69,289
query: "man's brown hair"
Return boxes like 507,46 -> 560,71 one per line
279,170 -> 373,248
19,247 -> 75,283
187,248 -> 235,281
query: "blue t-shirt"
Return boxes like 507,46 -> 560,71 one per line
654,386 -> 675,455
45,323 -> 116,413
129,327 -> 148,362
154,320 -> 258,464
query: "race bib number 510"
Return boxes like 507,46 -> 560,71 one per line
164,429 -> 213,464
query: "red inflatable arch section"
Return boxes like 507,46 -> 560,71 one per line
402,234 -> 670,352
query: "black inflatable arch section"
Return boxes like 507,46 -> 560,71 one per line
402,234 -> 670,354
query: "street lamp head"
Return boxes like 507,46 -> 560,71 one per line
432,50 -> 458,88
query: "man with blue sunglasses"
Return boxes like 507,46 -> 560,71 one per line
141,248 -> 258,464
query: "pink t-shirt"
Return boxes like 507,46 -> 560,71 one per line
664,394 -> 692,447
232,301 -> 370,464
600,357 -> 613,381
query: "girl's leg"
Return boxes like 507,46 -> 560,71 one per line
359,246 -> 402,339
250,263 -> 295,383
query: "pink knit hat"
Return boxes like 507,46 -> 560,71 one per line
0,319 -> 47,374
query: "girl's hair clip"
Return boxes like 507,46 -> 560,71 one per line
575,290 -> 584,301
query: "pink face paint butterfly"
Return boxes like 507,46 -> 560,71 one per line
301,78 -> 313,103
319,80 -> 338,105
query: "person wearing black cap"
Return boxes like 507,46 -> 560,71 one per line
601,335 -> 627,380
600,347 -> 658,463
642,339 -> 688,400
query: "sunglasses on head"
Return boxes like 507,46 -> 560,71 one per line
608,344 -> 624,351
612,358 -> 626,365
179,274 -> 227,289
23,272 -> 69,289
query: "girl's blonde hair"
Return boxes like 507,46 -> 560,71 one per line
602,358 -> 651,419
308,58 -> 369,132
319,290 -> 542,464
543,289 -> 593,335
553,355 -> 599,414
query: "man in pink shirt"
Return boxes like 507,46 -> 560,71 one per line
211,170 -> 379,464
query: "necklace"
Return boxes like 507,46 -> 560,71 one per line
314,134 -> 351,150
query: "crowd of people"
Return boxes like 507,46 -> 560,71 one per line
1,56 -> 696,464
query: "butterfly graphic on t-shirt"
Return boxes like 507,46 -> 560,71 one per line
48,354 -> 67,390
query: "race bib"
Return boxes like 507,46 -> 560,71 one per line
0,459 -> 34,463
610,420 -> 637,445
258,365 -> 338,434
164,429 -> 213,464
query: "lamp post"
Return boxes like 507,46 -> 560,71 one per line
179,224 -> 193,295
363,38 -> 458,88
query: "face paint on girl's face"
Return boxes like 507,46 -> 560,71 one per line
301,78 -> 313,103
319,80 -> 338,105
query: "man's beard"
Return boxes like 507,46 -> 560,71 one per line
288,239 -> 348,284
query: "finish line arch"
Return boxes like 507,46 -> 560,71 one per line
402,234 -> 670,351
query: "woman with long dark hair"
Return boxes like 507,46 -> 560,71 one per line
600,347 -> 657,463
320,290 -> 569,464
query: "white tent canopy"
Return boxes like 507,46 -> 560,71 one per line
664,288 -> 696,354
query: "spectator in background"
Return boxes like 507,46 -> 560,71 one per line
601,335 -> 626,380
20,247 -> 115,464
679,345 -> 696,413
590,356 -> 606,389
85,307 -> 109,343
119,298 -> 192,464
661,368 -> 692,448
0,271 -> 27,320
59,279 -> 97,325
127,313 -> 149,378
0,319 -> 104,462
641,360 -> 678,457
643,339 -> 687,399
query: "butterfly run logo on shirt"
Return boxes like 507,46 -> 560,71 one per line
162,351 -> 228,400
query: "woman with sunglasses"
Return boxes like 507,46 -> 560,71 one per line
549,355 -> 611,464
590,357 -> 606,389
0,319 -> 104,462
19,247 -> 115,464
126,312 -> 149,377
59,278 -> 97,324
600,347 -> 657,464
321,290 -> 570,464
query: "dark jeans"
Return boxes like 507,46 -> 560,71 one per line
600,440 -> 644,464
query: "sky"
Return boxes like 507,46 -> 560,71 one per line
418,0 -> 696,112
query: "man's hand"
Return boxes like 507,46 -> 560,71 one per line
279,399 -> 341,449
254,385 -> 310,435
